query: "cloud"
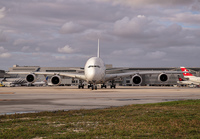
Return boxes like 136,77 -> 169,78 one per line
99,0 -> 195,7
35,47 -> 40,51
0,7 -> 6,19
0,46 -> 6,53
54,55 -> 66,60
112,48 -> 143,56
113,16 -> 152,38
0,53 -> 11,58
13,39 -> 34,46
58,45 -> 75,53
146,51 -> 166,59
21,46 -> 30,51
167,12 -> 200,25
60,21 -> 84,34
0,0 -> 200,69
0,31 -> 7,42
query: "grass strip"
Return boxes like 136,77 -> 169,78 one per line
0,100 -> 200,138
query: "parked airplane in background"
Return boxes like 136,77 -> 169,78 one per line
1,77 -> 27,87
6,40 -> 187,90
180,67 -> 200,84
177,75 -> 199,86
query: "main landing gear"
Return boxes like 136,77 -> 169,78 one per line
78,84 -> 84,89
110,84 -> 116,89
78,80 -> 84,89
78,82 -> 116,90
110,80 -> 116,89
101,84 -> 107,88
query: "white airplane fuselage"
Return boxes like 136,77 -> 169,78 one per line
185,76 -> 200,84
84,57 -> 106,84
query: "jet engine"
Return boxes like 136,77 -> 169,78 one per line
131,74 -> 142,85
158,73 -> 168,82
26,74 -> 37,83
51,75 -> 62,85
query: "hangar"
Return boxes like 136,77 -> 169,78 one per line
3,65 -> 200,86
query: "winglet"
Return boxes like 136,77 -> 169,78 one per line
97,39 -> 100,58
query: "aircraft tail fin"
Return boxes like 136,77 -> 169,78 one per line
97,39 -> 100,58
36,68 -> 40,72
44,76 -> 48,82
2,77 -> 6,81
180,67 -> 193,77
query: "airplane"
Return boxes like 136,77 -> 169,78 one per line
180,67 -> 200,84
0,77 -> 27,87
6,40 -> 188,90
177,75 -> 199,86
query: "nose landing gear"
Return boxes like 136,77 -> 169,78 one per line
88,83 -> 98,90
91,85 -> 97,90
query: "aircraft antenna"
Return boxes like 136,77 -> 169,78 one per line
97,39 -> 100,57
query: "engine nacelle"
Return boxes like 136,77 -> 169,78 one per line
26,74 -> 37,83
51,75 -> 62,85
131,74 -> 142,85
158,73 -> 168,82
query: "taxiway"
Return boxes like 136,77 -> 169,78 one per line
0,86 -> 200,115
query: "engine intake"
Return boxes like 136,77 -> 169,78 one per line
131,74 -> 142,85
51,75 -> 61,85
26,74 -> 37,83
158,73 -> 168,82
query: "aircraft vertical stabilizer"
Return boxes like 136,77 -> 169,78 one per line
180,67 -> 193,77
97,39 -> 100,58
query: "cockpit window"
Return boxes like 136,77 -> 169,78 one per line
88,65 -> 100,68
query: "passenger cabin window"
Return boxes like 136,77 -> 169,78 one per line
88,65 -> 100,68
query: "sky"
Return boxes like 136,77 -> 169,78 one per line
0,0 -> 200,70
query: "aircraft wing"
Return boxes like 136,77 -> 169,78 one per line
6,72 -> 86,80
105,71 -> 186,81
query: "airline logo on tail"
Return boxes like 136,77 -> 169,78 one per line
180,67 -> 193,76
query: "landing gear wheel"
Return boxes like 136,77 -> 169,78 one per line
101,84 -> 107,89
88,84 -> 93,89
78,84 -> 84,89
110,84 -> 116,89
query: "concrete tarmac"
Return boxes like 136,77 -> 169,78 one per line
0,86 -> 200,115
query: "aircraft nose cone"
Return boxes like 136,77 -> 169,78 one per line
86,69 -> 103,83
87,69 -> 96,80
